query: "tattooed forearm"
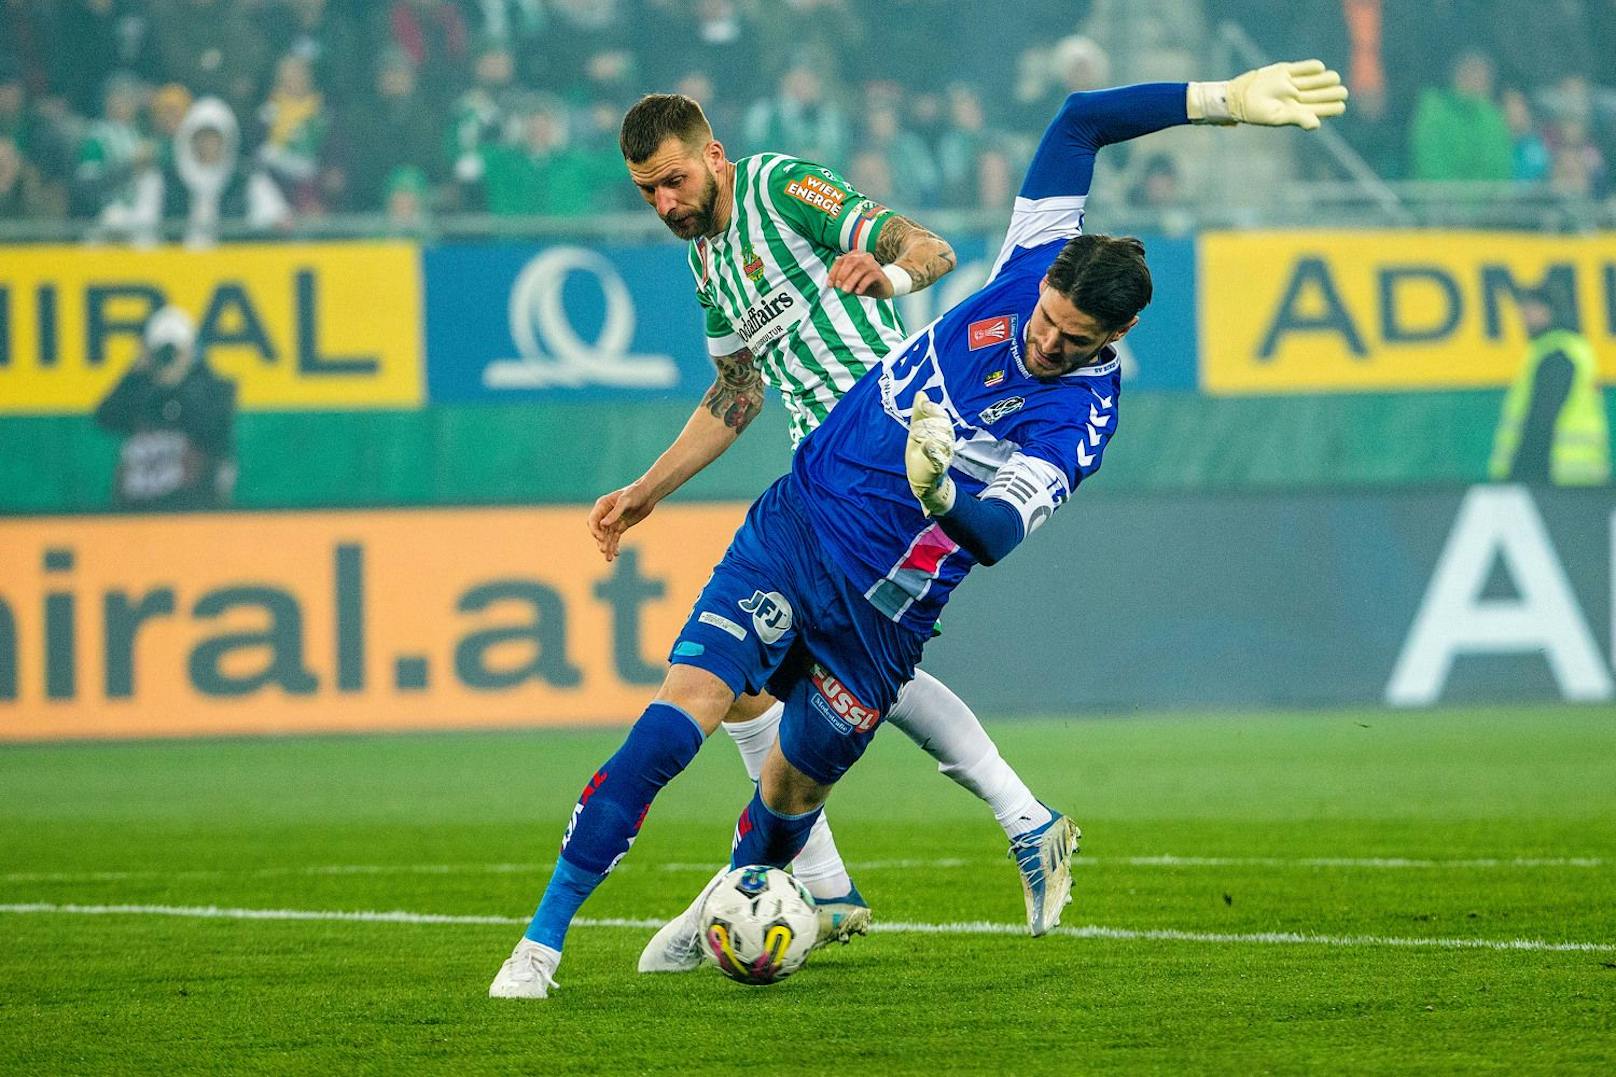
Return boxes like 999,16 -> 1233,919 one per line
702,346 -> 766,433
873,214 -> 958,291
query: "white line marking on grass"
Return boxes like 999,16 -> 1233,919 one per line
3,855 -> 1602,885
2,902 -> 1610,955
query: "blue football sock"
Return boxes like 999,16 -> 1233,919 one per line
523,701 -> 706,950
524,857 -> 599,948
731,786 -> 823,870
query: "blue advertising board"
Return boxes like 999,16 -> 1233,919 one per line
422,232 -> 1198,404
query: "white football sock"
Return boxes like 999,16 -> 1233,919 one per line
788,814 -> 853,900
722,702 -> 783,781
723,703 -> 854,900
886,669 -> 1053,839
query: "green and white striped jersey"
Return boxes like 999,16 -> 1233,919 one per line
687,153 -> 909,445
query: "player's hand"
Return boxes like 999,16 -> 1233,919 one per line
1193,59 -> 1348,130
905,395 -> 957,516
588,483 -> 657,562
827,251 -> 894,298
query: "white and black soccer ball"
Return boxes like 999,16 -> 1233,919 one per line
699,865 -> 818,985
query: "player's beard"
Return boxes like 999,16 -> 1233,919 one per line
662,171 -> 720,239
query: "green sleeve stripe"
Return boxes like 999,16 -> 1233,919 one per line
753,158 -> 846,404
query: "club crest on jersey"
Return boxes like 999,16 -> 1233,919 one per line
969,315 -> 1015,351
741,245 -> 766,286
978,395 -> 1025,424
984,369 -> 1006,387
738,590 -> 793,644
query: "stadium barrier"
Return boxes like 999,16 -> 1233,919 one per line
1,485 -> 1609,740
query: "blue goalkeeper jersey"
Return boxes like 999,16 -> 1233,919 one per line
791,80 -> 1190,633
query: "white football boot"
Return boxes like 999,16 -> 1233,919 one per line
637,867 -> 729,973
488,938 -> 561,999
1008,809 -> 1081,936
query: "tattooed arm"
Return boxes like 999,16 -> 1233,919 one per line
587,346 -> 766,561
873,214 -> 958,291
827,212 -> 957,298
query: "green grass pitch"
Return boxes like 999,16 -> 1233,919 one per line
3,707 -> 1614,1073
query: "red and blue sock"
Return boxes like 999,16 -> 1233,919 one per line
524,701 -> 705,949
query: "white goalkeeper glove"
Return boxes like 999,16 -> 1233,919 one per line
905,395 -> 956,516
1188,58 -> 1348,130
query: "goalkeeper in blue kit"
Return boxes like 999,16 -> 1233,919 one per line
490,60 -> 1347,998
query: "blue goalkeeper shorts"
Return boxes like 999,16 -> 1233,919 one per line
667,473 -> 928,784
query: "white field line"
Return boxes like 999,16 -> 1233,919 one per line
1,855 -> 1603,885
0,902 -> 1610,955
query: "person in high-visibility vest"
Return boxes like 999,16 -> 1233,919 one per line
1489,290 -> 1611,485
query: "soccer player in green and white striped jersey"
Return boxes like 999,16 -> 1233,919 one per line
588,94 -> 1077,957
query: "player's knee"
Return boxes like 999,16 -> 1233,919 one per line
760,747 -> 831,816
722,691 -> 778,726
654,664 -> 736,735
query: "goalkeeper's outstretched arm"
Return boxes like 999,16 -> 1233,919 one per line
1016,59 -> 1348,203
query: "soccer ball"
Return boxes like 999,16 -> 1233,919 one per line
699,865 -> 818,985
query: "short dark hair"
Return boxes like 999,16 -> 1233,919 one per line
1045,234 -> 1152,330
619,93 -> 713,163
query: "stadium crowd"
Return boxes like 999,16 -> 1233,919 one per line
1,0 -> 1613,242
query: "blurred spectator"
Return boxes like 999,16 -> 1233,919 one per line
148,83 -> 193,168
260,0 -> 369,109
1502,88 -> 1551,184
256,54 -> 328,210
1536,74 -> 1616,175
1408,50 -> 1512,182
678,0 -> 763,100
470,0 -> 550,49
857,100 -> 940,208
0,135 -> 43,219
673,69 -> 741,143
532,0 -> 626,90
848,147 -> 893,203
448,38 -> 521,205
752,0 -> 862,93
74,72 -> 150,220
479,94 -> 596,216
937,84 -> 1009,210
384,164 -> 432,235
161,97 -> 291,248
385,0 -> 470,108
744,62 -> 849,164
1488,288 -> 1610,487
576,98 -> 638,212
1011,34 -> 1110,134
1548,119 -> 1609,200
1128,154 -> 1182,208
330,48 -> 441,212
150,0 -> 267,118
39,0 -> 152,118
94,306 -> 238,512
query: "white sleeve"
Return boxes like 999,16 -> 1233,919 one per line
986,195 -> 1086,282
979,451 -> 1070,537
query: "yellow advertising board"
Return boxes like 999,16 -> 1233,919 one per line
0,504 -> 745,740
0,243 -> 423,412
1199,231 -> 1616,394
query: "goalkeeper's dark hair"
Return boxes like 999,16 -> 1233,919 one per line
1047,234 -> 1152,330
619,94 -> 714,163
